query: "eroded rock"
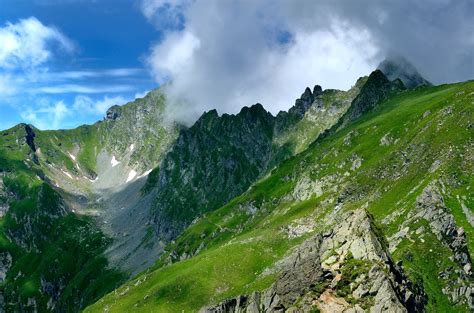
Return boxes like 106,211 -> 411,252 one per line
201,209 -> 426,312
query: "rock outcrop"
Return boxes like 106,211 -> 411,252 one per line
106,105 -> 121,120
148,85 -> 348,242
201,209 -> 426,312
389,181 -> 474,309
317,70 -> 405,142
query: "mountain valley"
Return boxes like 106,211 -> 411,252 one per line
0,61 -> 473,313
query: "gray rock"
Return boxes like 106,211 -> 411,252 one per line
0,252 -> 11,283
201,209 -> 426,312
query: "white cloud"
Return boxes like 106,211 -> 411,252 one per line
21,99 -> 70,129
41,68 -> 144,80
144,1 -> 378,124
141,0 -> 474,125
147,31 -> 200,84
73,95 -> 128,115
0,17 -> 74,70
0,75 -> 18,96
134,90 -> 149,99
34,84 -> 135,94
140,0 -> 186,30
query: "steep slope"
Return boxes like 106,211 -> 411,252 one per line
0,125 -> 124,312
86,80 -> 473,312
0,79 -> 362,310
202,209 -> 426,312
144,82 -> 364,244
32,89 -> 181,275
0,89 -> 181,311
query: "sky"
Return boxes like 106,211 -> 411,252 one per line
0,0 -> 473,130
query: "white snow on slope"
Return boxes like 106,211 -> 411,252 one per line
126,170 -> 137,183
138,169 -> 153,179
111,155 -> 120,167
84,176 -> 99,183
61,169 -> 73,179
68,152 -> 76,161
130,144 -> 135,151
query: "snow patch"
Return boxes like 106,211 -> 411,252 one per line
130,144 -> 135,151
126,170 -> 137,183
138,169 -> 153,179
84,176 -> 98,183
68,152 -> 76,161
61,169 -> 73,179
111,155 -> 120,167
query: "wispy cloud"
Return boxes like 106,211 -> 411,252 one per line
140,0 -> 187,31
19,94 -> 133,130
72,95 -> 128,115
20,99 -> 70,129
42,68 -> 145,80
34,84 -> 135,94
0,13 -> 156,130
0,17 -> 74,70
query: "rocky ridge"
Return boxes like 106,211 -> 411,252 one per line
202,209 -> 426,313
147,82 -> 364,244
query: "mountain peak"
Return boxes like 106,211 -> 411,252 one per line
378,57 -> 431,89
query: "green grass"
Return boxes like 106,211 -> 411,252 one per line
0,127 -> 124,312
86,80 -> 474,312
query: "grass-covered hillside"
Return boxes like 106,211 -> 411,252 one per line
0,89 -> 180,311
0,125 -> 124,312
86,80 -> 473,312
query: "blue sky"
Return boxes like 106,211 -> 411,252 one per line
0,0 -> 164,130
1,0 -> 472,130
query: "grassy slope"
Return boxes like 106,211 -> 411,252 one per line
86,80 -> 474,312
0,127 -> 124,312
0,90 -> 178,312
34,89 -> 176,182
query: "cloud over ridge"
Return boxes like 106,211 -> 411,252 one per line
142,0 -> 474,124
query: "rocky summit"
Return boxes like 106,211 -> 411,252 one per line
0,61 -> 473,313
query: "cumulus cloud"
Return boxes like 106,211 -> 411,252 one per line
0,17 -> 74,70
141,0 -> 474,124
140,0 -> 186,31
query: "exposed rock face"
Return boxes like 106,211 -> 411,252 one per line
291,85 -> 322,118
201,209 -> 426,312
0,176 -> 9,218
150,103 -> 277,240
106,105 -> 121,120
339,70 -> 405,127
318,70 -> 405,141
147,81 -> 367,247
148,85 -> 349,242
0,252 -> 12,283
24,124 -> 37,152
389,181 -> 474,309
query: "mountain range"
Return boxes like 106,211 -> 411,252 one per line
0,59 -> 473,312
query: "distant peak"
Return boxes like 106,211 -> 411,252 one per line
378,57 -> 431,89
